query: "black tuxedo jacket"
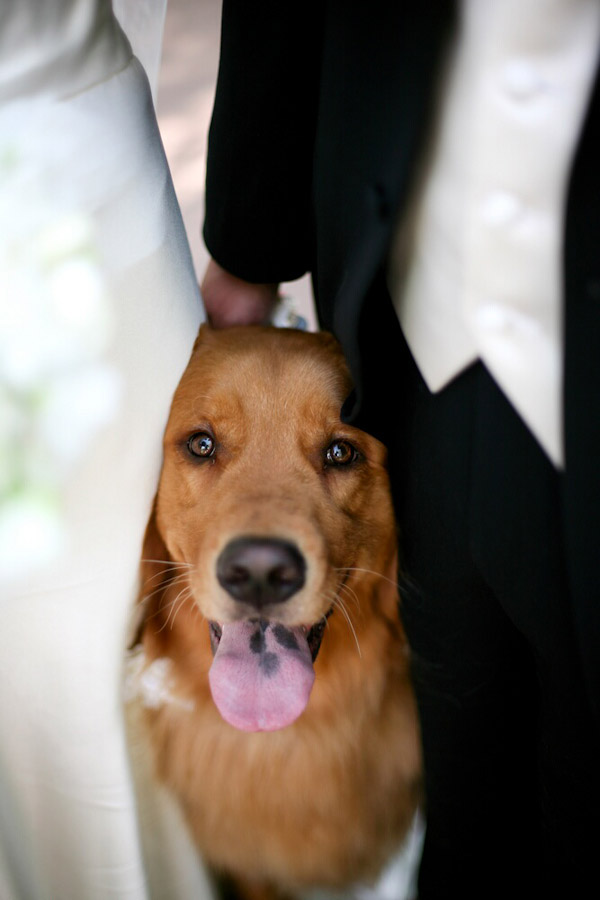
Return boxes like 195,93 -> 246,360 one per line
203,0 -> 600,724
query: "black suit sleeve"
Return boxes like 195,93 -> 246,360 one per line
203,0 -> 322,284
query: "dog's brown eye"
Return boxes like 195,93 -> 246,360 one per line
325,440 -> 358,467
187,432 -> 215,459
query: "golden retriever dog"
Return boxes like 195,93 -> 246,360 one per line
127,325 -> 422,900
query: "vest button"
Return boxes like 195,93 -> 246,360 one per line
502,59 -> 547,101
480,190 -> 523,227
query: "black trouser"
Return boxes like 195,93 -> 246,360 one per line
387,332 -> 599,899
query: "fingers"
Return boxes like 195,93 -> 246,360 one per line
200,259 -> 279,328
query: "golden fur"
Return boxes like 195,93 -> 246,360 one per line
130,325 -> 421,899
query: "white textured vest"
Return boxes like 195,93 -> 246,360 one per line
388,0 -> 600,468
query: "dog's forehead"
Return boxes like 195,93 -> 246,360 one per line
171,326 -> 351,423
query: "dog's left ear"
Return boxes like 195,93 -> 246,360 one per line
126,498 -> 172,649
372,541 -> 406,633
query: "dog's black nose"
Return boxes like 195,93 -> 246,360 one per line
216,537 -> 306,608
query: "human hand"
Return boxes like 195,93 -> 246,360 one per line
200,259 -> 279,328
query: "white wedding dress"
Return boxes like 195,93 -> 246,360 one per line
0,2 -> 213,897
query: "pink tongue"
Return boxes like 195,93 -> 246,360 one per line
208,620 -> 315,732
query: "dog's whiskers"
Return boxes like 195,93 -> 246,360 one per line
141,562 -> 193,591
335,566 -> 399,590
141,558 -> 193,577
156,584 -> 194,633
169,587 -> 194,630
322,589 -> 362,659
148,589 -> 182,623
141,558 -> 193,567
337,580 -> 360,611
141,572 -> 192,612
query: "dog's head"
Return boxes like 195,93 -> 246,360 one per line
138,325 -> 399,731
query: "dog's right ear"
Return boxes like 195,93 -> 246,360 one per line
127,499 -> 171,649
191,321 -> 214,353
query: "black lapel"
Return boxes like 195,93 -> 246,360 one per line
314,1 -> 457,437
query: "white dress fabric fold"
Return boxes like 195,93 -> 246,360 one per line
0,2 -> 213,896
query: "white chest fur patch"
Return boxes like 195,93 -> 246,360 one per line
124,646 -> 194,711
